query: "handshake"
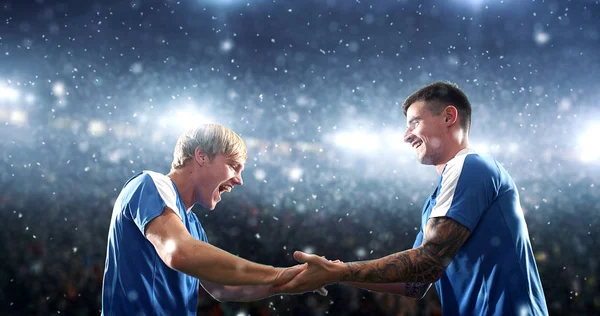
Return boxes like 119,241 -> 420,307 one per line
270,251 -> 347,296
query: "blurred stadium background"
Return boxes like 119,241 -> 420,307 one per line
1,0 -> 599,315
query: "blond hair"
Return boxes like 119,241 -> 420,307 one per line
171,124 -> 247,170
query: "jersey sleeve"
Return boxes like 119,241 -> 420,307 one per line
125,172 -> 182,235
429,154 -> 499,232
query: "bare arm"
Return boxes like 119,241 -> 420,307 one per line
342,282 -> 432,299
145,207 -> 299,286
200,281 -> 276,302
340,217 -> 470,284
273,217 -> 470,295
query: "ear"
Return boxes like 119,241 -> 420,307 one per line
444,106 -> 459,126
194,146 -> 207,167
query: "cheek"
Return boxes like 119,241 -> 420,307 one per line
427,137 -> 443,149
417,127 -> 443,148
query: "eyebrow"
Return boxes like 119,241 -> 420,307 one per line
228,159 -> 245,170
407,116 -> 421,125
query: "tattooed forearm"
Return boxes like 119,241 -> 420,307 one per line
340,247 -> 442,283
339,217 -> 470,283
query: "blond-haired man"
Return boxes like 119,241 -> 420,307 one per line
101,124 -> 319,315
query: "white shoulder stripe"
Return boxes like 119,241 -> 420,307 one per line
144,170 -> 182,220
430,154 -> 469,218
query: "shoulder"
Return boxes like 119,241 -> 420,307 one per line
142,170 -> 174,190
123,171 -> 182,219
144,171 -> 182,219
122,171 -> 166,193
444,149 -> 498,180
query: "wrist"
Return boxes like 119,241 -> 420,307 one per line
337,262 -> 353,282
266,266 -> 280,285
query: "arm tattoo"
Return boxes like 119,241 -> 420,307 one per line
340,217 -> 470,283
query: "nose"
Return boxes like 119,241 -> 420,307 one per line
404,128 -> 415,144
232,173 -> 243,186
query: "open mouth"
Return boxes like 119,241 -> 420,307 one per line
411,140 -> 423,150
218,184 -> 232,195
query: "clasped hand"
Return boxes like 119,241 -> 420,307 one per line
274,251 -> 345,295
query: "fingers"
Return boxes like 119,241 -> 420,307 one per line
272,275 -> 302,294
293,251 -> 309,263
274,264 -> 305,286
294,251 -> 331,266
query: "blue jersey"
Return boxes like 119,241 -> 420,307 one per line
412,148 -> 548,316
102,171 -> 208,316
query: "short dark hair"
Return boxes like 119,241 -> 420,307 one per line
402,81 -> 472,133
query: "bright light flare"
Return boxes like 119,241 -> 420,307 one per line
10,110 -> 28,126
333,131 -> 382,153
331,128 -> 412,156
534,31 -> 551,45
579,124 -> 600,163
288,167 -> 303,181
0,85 -> 20,102
203,0 -> 245,6
454,0 -> 485,9
52,82 -> 65,97
253,169 -> 266,181
159,107 -> 215,130
24,94 -> 36,104
220,39 -> 234,52
88,120 -> 107,136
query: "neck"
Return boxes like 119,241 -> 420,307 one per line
167,167 -> 195,211
434,137 -> 470,175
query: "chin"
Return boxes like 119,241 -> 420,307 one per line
419,155 -> 434,165
196,198 -> 216,210
204,200 -> 217,210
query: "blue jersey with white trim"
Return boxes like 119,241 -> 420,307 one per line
412,148 -> 548,316
102,171 -> 208,316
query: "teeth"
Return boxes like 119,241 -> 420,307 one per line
220,185 -> 232,193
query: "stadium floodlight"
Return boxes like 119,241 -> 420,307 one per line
174,110 -> 213,129
24,93 -> 36,104
220,39 -> 234,52
454,0 -> 485,9
10,110 -> 28,126
88,120 -> 107,136
253,168 -> 266,181
159,106 -> 215,131
579,123 -> 600,163
333,131 -> 382,153
202,0 -> 245,7
383,131 -> 412,153
0,85 -> 20,102
534,31 -> 551,46
288,167 -> 303,181
52,82 -> 65,97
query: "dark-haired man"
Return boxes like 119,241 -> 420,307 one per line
276,82 -> 549,315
